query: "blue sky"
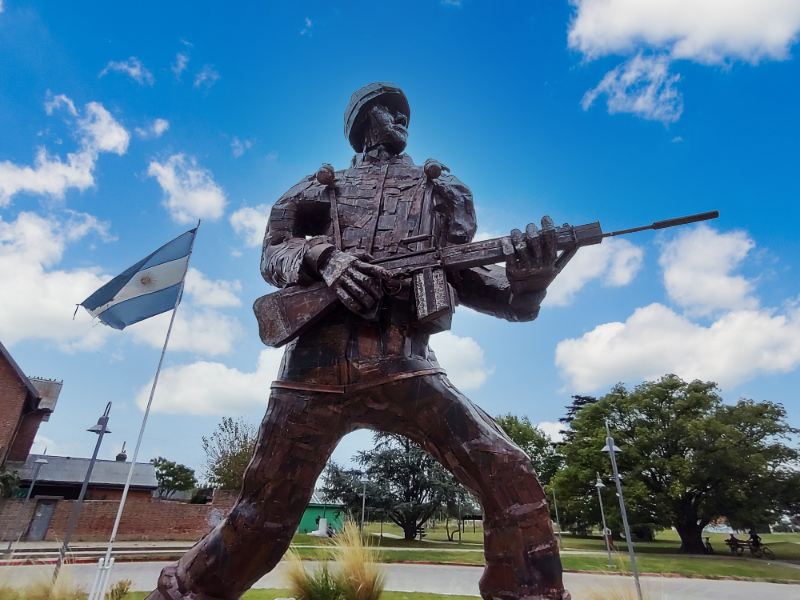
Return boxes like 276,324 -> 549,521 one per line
2,1 -> 799,478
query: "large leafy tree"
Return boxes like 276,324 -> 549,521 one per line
558,395 -> 597,442
322,433 -> 465,540
151,457 -> 197,498
201,417 -> 258,490
552,375 -> 799,553
495,414 -> 562,486
0,466 -> 19,498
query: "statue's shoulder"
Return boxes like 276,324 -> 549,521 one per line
277,174 -> 327,204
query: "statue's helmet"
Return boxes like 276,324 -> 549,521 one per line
344,82 -> 410,153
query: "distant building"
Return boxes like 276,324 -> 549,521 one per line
13,453 -> 157,501
297,491 -> 345,534
0,340 -> 62,467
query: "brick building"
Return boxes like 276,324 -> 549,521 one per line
0,340 -> 61,466
0,340 -> 337,543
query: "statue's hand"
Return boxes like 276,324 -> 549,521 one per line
503,216 -> 563,292
319,250 -> 393,316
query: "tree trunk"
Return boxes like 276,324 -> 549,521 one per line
402,521 -> 417,540
675,521 -> 707,554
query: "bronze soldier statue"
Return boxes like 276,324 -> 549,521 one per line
148,82 -> 572,600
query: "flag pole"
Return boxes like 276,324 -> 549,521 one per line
88,221 -> 200,598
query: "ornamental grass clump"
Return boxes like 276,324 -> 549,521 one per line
285,549 -> 344,600
331,522 -> 385,600
284,521 -> 385,600
0,575 -> 84,600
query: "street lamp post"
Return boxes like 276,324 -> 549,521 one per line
602,421 -> 642,600
53,402 -> 112,584
551,488 -> 563,550
4,457 -> 48,557
360,476 -> 368,533
595,472 -> 614,569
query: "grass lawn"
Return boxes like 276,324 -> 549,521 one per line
124,591 -> 480,600
561,554 -> 800,582
289,542 -> 800,583
357,522 -> 800,562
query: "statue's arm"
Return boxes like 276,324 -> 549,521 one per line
450,266 -> 547,322
260,178 -> 334,288
433,173 -> 552,322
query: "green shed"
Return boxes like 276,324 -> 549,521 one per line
297,491 -> 345,534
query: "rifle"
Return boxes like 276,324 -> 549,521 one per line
254,210 -> 719,348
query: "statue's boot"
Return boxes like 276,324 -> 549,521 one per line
144,564 -> 225,600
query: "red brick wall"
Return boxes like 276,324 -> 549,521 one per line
0,492 -> 239,542
0,498 -> 36,541
7,412 -> 44,462
85,488 -> 152,502
0,355 -> 27,466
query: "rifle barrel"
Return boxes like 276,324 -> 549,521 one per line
603,210 -> 719,239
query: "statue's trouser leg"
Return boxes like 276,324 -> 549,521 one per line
150,388 -> 349,599
351,375 -> 569,600
150,374 -> 568,600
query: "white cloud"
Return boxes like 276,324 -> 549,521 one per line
537,421 -> 564,443
544,237 -> 643,306
128,305 -> 243,357
555,302 -> 800,393
672,137 -> 683,143
473,229 -> 501,243
231,137 -> 252,158
300,18 -> 313,35
0,96 -> 129,206
568,0 -> 800,65
194,65 -> 220,89
555,226 -> 800,393
135,349 -> 283,415
429,331 -> 493,391
659,224 -> 757,316
229,204 -> 271,248
31,434 -> 56,455
184,267 -> 241,307
147,154 -> 227,224
99,57 -> 154,85
569,1 -> 800,122
0,211 -> 115,352
135,118 -> 169,139
581,53 -> 683,123
172,52 -> 189,79
0,2 -> 4,13
78,102 -> 130,154
44,94 -> 77,117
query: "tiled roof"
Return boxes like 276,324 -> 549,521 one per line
11,454 -> 158,489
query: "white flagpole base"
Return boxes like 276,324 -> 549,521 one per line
88,556 -> 114,600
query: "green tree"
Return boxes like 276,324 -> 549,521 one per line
495,414 -> 561,486
322,433 -> 464,540
0,466 -> 19,498
551,375 -> 799,553
201,417 -> 258,490
558,395 -> 597,443
151,457 -> 197,498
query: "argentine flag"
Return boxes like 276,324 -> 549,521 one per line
79,228 -> 198,330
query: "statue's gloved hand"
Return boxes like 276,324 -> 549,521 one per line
319,250 -> 393,316
503,216 -> 565,293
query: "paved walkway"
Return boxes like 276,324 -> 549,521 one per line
1,561 -> 797,599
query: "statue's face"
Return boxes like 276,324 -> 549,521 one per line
364,102 -> 408,154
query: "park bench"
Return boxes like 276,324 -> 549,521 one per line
724,537 -> 775,559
